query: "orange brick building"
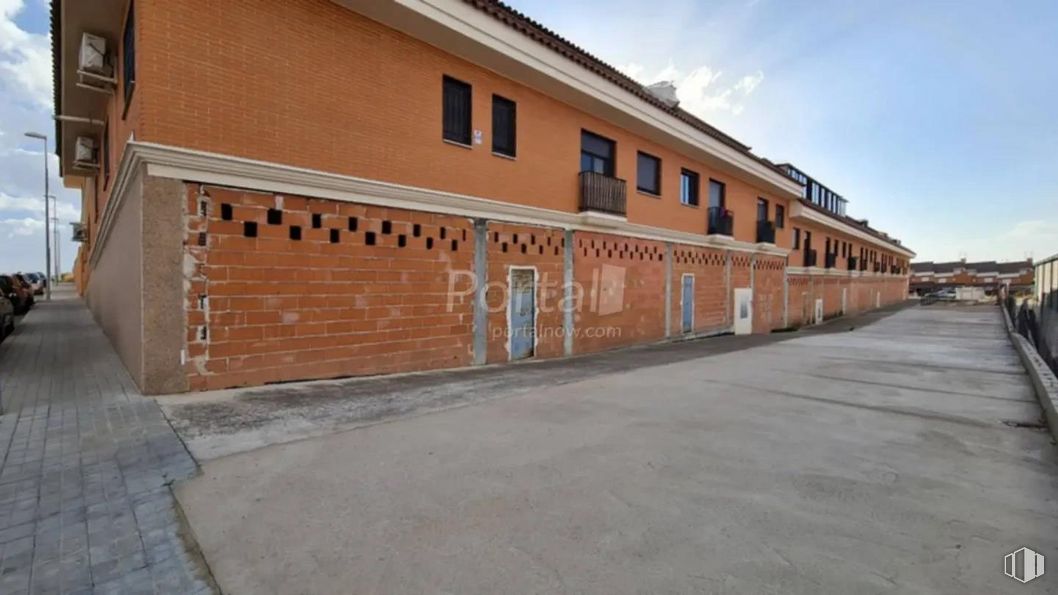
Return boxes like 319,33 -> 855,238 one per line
53,0 -> 913,393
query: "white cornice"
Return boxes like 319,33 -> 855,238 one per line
90,141 -> 790,264
789,202 -> 915,259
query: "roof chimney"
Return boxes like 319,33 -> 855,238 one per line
645,81 -> 679,108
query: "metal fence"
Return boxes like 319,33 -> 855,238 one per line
1006,293 -> 1058,377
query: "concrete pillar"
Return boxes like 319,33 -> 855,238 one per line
472,218 -> 488,365
563,228 -> 574,356
664,242 -> 673,338
724,250 -> 732,328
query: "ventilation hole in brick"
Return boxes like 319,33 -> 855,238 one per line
493,232 -> 500,242
440,227 -> 447,240
512,233 -> 518,244
365,232 -> 376,246
547,237 -> 552,246
521,244 -> 527,254
530,235 -> 536,245
608,250 -> 613,258
197,232 -> 206,247
462,229 -> 467,241
451,240 -> 458,251
595,249 -> 600,257
243,221 -> 258,238
382,221 -> 392,235
267,209 -> 282,225
554,247 -> 560,256
413,224 -> 422,237
426,237 -> 434,249
502,242 -> 508,253
290,226 -> 302,240
330,229 -> 340,243
221,203 -> 233,220
312,213 -> 322,228
348,216 -> 358,232
398,234 -> 407,248
538,245 -> 544,255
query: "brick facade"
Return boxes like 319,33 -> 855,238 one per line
183,185 -> 475,390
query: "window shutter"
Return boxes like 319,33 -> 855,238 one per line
442,76 -> 472,144
492,96 -> 516,156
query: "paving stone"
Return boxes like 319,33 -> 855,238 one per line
0,289 -> 216,593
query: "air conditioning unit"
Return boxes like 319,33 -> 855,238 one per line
77,33 -> 115,92
73,136 -> 99,169
70,222 -> 87,243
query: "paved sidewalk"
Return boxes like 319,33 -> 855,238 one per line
0,287 -> 212,594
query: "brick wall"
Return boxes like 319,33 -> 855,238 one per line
753,255 -> 786,332
671,246 -> 727,334
484,222 -> 565,363
571,232 -> 666,353
184,185 -> 475,390
136,0 -> 792,248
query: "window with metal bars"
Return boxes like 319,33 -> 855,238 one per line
492,95 -> 516,157
123,1 -> 136,107
442,76 -> 472,145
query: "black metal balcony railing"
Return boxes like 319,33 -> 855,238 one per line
824,252 -> 837,269
578,171 -> 627,216
756,220 -> 776,244
707,206 -> 734,236
848,256 -> 858,271
803,248 -> 817,267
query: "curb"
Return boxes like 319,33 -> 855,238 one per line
1002,306 -> 1058,442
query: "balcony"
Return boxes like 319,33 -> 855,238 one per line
756,220 -> 776,244
803,248 -> 817,267
824,252 -> 837,269
707,207 -> 734,236
578,171 -> 627,216
848,256 -> 858,271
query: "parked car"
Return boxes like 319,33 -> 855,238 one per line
22,272 -> 45,295
0,274 -> 31,315
35,271 -> 48,291
12,274 -> 36,307
0,295 -> 13,339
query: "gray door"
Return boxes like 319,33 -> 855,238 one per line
681,275 -> 694,333
510,269 -> 535,360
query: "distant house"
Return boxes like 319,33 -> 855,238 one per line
910,259 -> 1034,295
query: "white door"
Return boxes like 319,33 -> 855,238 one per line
841,288 -> 848,315
733,288 -> 753,335
875,291 -> 881,308
814,298 -> 824,325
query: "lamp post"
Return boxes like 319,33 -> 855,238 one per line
48,196 -> 60,283
24,132 -> 51,300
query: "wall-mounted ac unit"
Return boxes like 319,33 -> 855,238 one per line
78,33 -> 115,92
71,222 -> 87,243
73,136 -> 99,169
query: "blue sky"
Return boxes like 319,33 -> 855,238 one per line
0,0 -> 1055,273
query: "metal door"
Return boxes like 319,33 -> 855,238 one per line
733,287 -> 752,335
681,275 -> 694,333
509,269 -> 535,360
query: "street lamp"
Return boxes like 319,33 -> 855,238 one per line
24,132 -> 51,300
48,195 -> 60,283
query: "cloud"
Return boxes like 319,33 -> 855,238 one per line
0,0 -> 52,109
0,191 -> 80,221
0,216 -> 43,238
616,60 -> 764,118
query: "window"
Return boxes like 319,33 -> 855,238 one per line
679,169 -> 699,206
708,179 -> 725,208
636,152 -> 661,195
122,1 -> 136,108
491,95 -> 516,157
775,204 -> 785,228
793,227 -> 801,249
442,76 -> 472,145
580,130 -> 615,176
756,198 -> 768,222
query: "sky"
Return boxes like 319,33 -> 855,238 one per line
0,0 -> 1055,271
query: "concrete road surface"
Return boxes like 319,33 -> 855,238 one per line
175,306 -> 1058,594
